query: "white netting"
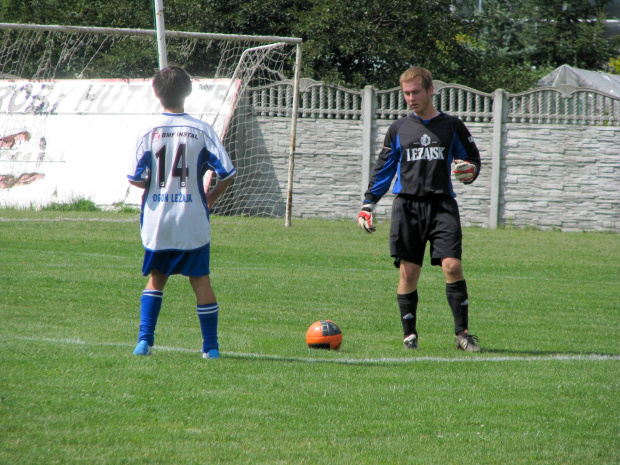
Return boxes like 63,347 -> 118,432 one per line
0,25 -> 300,216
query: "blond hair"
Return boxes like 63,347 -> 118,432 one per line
399,67 -> 433,90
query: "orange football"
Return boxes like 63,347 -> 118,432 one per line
306,320 -> 343,350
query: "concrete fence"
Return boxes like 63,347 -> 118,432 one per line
240,79 -> 619,232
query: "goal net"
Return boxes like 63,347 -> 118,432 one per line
0,23 -> 301,218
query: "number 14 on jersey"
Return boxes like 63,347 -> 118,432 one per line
155,143 -> 188,188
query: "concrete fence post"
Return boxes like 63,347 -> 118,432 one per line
490,88 -> 508,229
361,85 -> 377,200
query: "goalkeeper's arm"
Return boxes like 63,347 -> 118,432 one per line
357,202 -> 376,233
452,159 -> 478,183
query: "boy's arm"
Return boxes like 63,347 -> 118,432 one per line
206,176 -> 234,209
129,179 -> 147,189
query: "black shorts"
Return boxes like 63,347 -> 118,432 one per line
389,195 -> 462,267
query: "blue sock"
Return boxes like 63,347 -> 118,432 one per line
138,290 -> 163,346
197,303 -> 219,353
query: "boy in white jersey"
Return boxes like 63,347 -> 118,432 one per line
127,66 -> 235,358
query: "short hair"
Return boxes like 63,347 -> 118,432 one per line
153,66 -> 192,109
399,67 -> 433,90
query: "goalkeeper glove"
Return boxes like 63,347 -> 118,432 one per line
453,160 -> 477,183
357,203 -> 376,233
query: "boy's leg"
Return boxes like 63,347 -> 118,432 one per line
190,275 -> 220,358
134,270 -> 168,355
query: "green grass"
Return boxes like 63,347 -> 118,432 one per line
40,197 -> 101,212
1,211 -> 618,464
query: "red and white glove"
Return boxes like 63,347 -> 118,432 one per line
357,203 -> 376,233
453,160 -> 477,183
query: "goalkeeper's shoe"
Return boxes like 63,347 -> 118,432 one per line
133,340 -> 152,356
202,349 -> 220,359
455,331 -> 481,352
403,333 -> 418,349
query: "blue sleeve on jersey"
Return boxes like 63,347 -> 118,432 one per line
128,151 -> 151,181
370,135 -> 401,198
200,147 -> 236,180
449,133 -> 468,163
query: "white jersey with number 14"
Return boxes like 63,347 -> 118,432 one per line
128,112 -> 235,252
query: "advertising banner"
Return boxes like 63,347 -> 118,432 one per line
0,78 -> 240,208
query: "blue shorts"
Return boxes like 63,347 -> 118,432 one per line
142,244 -> 210,277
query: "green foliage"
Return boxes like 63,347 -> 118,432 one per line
607,55 -> 620,74
0,0 -> 617,91
289,0 -> 476,89
114,203 -> 141,213
0,213 -> 618,463
518,0 -> 616,70
0,0 -> 154,28
466,0 -> 618,91
40,196 -> 100,212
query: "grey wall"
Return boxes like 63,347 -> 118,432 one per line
253,115 -> 619,232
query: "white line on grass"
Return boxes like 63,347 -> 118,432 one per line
223,352 -> 620,364
0,217 -> 137,222
5,335 -> 620,364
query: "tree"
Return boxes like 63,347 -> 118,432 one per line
0,0 -> 617,91
463,0 -> 618,92
0,0 -> 154,28
520,0 -> 616,70
290,0 -> 478,89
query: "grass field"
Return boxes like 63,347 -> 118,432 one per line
1,210 -> 618,464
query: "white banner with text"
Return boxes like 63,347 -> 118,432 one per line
0,78 -> 240,208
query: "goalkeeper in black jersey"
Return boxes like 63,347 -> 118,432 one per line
357,66 -> 482,352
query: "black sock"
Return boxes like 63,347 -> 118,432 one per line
397,290 -> 418,337
446,280 -> 468,335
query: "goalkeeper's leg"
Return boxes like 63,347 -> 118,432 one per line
398,290 -> 418,348
447,280 -> 482,352
398,260 -> 421,348
441,258 -> 468,334
445,274 -> 482,352
446,280 -> 468,335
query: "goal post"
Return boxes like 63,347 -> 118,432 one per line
0,22 -> 302,225
153,0 -> 168,70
